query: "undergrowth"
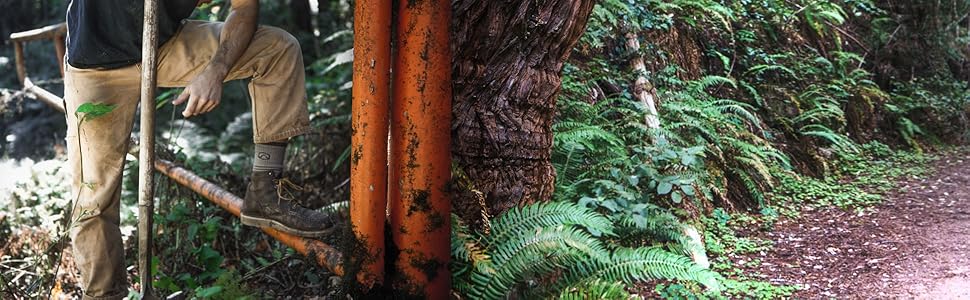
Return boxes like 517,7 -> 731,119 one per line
543,0 -> 968,297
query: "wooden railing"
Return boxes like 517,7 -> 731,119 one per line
10,23 -> 67,83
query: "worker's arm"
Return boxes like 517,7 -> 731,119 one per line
173,0 -> 259,117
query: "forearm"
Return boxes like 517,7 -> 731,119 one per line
205,2 -> 258,77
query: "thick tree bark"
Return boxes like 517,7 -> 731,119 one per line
451,0 -> 596,224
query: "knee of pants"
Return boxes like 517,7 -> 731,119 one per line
263,26 -> 303,60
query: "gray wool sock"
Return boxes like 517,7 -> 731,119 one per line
253,143 -> 286,173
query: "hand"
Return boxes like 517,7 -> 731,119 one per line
172,67 -> 225,118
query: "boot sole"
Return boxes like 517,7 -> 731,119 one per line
240,213 -> 332,238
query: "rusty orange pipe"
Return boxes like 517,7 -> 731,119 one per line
389,0 -> 452,297
350,0 -> 392,289
155,159 -> 344,275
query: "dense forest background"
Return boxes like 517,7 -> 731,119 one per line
0,0 -> 968,299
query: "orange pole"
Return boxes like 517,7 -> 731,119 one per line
389,0 -> 452,297
351,0 -> 392,289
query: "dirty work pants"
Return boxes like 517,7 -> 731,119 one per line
64,20 -> 310,300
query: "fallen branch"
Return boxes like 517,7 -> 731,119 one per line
155,159 -> 344,275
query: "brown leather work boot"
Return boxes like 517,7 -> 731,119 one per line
241,170 -> 335,238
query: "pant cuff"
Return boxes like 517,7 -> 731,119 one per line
254,125 -> 313,144
82,289 -> 127,300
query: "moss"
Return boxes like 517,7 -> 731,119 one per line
408,254 -> 444,283
425,212 -> 444,233
406,189 -> 431,216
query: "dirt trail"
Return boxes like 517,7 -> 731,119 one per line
735,149 -> 970,299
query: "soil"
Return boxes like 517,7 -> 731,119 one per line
734,148 -> 970,299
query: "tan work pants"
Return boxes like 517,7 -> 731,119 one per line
64,20 -> 310,299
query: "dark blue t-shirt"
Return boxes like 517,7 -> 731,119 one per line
66,0 -> 197,69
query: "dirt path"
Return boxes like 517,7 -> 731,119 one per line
736,149 -> 970,299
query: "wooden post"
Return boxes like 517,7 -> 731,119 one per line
53,35 -> 66,78
8,23 -> 67,85
389,0 -> 452,297
14,42 -> 26,85
351,0 -> 391,290
138,0 -> 161,298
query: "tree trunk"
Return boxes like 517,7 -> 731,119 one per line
625,30 -> 661,130
451,0 -> 596,225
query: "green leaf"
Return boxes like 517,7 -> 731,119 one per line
195,286 -> 223,298
671,192 -> 683,203
680,153 -> 696,166
681,185 -> 696,196
188,224 -> 199,241
627,176 -> 639,186
602,199 -> 618,212
657,182 -> 673,195
75,102 -> 117,121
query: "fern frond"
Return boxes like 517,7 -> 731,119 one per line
470,226 -> 610,300
559,247 -> 721,292
745,64 -> 798,78
485,202 -> 615,253
690,75 -> 737,92
799,124 -> 859,152
452,215 -> 492,276
553,121 -> 625,156
558,280 -> 632,300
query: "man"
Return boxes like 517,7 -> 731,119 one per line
64,0 -> 333,298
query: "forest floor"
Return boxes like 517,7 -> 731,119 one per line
733,148 -> 970,299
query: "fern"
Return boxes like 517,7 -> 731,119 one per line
470,226 -> 609,300
799,124 -> 859,152
614,208 -> 707,264
745,64 -> 798,78
485,202 -> 615,253
557,280 -> 632,300
559,247 -> 721,292
452,203 -> 720,299
653,0 -> 735,30
451,215 -> 491,277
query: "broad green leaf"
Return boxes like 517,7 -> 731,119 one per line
75,102 -> 117,121
195,286 -> 223,298
657,182 -> 673,195
682,185 -> 696,196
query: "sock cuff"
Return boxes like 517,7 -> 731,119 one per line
254,143 -> 286,172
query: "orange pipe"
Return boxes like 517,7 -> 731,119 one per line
155,159 -> 344,276
351,0 -> 392,289
389,0 -> 452,297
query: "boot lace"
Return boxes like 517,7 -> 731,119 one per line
275,177 -> 304,202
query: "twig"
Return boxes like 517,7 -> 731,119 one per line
826,21 -> 871,54
241,254 -> 294,281
0,263 -> 40,277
